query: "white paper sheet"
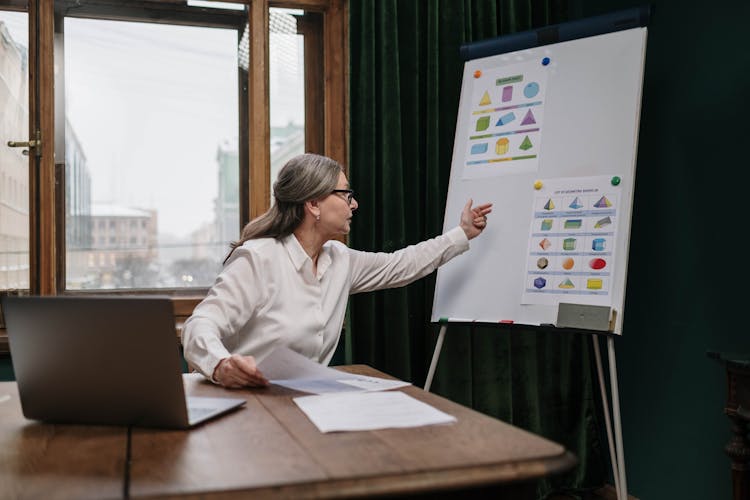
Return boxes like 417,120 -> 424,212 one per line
257,346 -> 411,394
293,391 -> 457,433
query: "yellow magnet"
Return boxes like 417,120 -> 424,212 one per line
533,180 -> 543,190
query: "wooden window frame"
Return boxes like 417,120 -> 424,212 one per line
0,0 -> 348,352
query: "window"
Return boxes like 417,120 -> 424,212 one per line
64,16 -> 241,289
0,10 -> 29,291
0,0 -> 346,342
269,8 -> 306,186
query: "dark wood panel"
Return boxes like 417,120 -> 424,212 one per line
270,0 -> 330,11
54,0 -> 247,29
323,0 -> 347,166
298,12 -> 324,155
248,0 -> 271,218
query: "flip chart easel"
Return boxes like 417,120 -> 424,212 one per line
426,7 -> 651,500
425,310 -> 628,500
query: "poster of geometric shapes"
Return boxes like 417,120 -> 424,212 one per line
522,175 -> 623,306
462,59 -> 549,180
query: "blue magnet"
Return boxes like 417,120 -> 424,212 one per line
542,57 -> 550,66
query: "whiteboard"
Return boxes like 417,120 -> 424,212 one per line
432,27 -> 647,334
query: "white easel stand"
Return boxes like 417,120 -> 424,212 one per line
592,335 -> 628,500
424,326 -> 628,500
424,325 -> 447,393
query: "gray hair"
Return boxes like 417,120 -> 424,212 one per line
224,153 -> 342,263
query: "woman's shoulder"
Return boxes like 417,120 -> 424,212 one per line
240,237 -> 279,251
324,239 -> 351,254
227,237 -> 282,263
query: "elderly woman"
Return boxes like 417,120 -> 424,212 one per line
182,153 -> 492,388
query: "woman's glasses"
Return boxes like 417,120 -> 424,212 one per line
331,189 -> 355,204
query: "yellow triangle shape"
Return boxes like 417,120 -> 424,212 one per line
479,90 -> 491,106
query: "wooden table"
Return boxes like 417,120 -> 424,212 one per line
0,383 -> 127,500
1,365 -> 576,499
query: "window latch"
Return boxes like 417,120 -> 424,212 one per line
7,130 -> 41,157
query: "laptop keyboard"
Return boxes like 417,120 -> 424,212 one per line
188,406 -> 216,421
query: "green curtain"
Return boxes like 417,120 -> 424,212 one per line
348,0 -> 605,496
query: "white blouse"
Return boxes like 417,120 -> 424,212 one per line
181,226 -> 469,380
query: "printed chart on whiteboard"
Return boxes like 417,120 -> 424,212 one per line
523,175 -> 623,307
462,59 -> 548,180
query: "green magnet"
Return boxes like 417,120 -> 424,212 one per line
611,176 -> 621,186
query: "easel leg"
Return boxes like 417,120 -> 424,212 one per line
607,336 -> 628,500
424,325 -> 447,392
592,335 -> 621,496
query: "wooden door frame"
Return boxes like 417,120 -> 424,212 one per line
28,0 -> 56,295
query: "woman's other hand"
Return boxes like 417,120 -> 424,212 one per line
212,354 -> 269,388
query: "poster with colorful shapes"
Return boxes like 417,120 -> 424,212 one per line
522,175 -> 623,306
462,60 -> 548,180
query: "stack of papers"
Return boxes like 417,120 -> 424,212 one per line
257,346 -> 411,394
257,347 -> 456,433
293,391 -> 457,433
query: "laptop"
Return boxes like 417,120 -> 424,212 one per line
1,295 -> 246,429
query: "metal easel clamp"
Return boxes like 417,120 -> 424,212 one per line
556,303 -> 613,331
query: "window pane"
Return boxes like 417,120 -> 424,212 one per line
63,18 -> 240,289
269,8 -> 305,187
0,12 -> 29,291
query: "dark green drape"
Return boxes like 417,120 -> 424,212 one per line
348,0 -> 605,495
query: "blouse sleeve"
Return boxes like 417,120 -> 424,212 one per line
181,249 -> 266,380
348,226 -> 470,294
